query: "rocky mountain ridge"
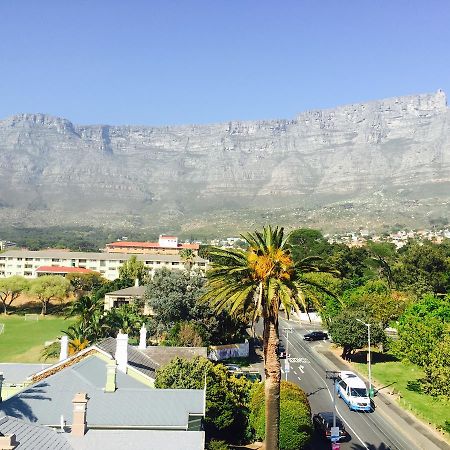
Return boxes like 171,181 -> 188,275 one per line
0,90 -> 449,234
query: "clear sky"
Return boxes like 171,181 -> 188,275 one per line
1,0 -> 449,125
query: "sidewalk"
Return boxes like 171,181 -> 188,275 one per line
318,348 -> 450,450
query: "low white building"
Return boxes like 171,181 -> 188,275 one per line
0,250 -> 208,280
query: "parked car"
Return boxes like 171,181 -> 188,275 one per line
303,331 -> 328,341
224,363 -> 241,372
313,412 -> 349,441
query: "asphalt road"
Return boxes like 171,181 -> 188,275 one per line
278,317 -> 419,450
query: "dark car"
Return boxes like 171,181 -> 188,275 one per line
313,412 -> 349,441
278,343 -> 287,359
303,330 -> 328,341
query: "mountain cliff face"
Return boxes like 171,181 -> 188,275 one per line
0,90 -> 449,233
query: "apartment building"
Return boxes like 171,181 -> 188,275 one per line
0,250 -> 208,280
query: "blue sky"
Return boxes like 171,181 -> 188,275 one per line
1,0 -> 449,125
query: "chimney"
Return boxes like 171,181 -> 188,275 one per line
0,434 -> 18,450
134,278 -> 139,287
115,331 -> 128,373
59,335 -> 69,361
0,372 -> 4,402
71,392 -> 88,436
105,360 -> 117,393
138,324 -> 147,350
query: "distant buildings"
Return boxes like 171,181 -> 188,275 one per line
105,235 -> 199,255
0,249 -> 208,280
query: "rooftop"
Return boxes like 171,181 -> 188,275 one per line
36,266 -> 95,274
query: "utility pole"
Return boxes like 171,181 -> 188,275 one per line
326,370 -> 340,442
282,327 -> 293,381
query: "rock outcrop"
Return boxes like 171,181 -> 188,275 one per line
0,90 -> 449,231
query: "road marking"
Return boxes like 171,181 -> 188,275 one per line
298,365 -> 305,374
293,370 -> 297,375
288,357 -> 310,364
297,376 -> 301,381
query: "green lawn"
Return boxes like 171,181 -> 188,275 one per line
353,352 -> 450,436
0,315 -> 76,363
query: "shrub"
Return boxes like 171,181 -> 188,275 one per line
249,381 -> 312,450
207,440 -> 229,450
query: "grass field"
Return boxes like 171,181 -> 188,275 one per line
0,315 -> 76,363
353,351 -> 450,436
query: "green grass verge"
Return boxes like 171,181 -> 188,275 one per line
0,315 -> 76,363
353,351 -> 450,436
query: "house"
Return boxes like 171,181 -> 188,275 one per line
0,334 -> 206,450
35,266 -> 97,277
105,235 -> 199,255
103,282 -> 151,314
0,250 -> 208,281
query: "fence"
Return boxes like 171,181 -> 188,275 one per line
209,340 -> 250,361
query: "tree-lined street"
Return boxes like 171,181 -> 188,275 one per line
278,317 -> 444,450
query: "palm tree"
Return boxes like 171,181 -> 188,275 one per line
180,248 -> 195,271
202,226 -> 332,450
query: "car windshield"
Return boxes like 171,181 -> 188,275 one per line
350,387 -> 368,397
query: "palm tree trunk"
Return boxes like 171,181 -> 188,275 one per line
263,314 -> 280,450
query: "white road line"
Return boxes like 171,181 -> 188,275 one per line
297,376 -> 301,381
284,333 -> 370,450
293,370 -> 297,375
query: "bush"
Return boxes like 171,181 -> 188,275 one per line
207,440 -> 229,450
249,381 -> 312,450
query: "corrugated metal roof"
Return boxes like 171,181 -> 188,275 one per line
0,355 -> 204,428
0,364 -> 51,383
95,337 -> 159,378
0,415 -> 72,449
68,429 -> 204,450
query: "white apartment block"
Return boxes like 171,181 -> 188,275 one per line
0,250 -> 208,280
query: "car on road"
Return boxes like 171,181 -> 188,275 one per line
336,371 -> 372,412
312,412 -> 349,441
303,330 -> 328,341
278,343 -> 287,359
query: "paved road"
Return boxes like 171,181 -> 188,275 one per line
278,317 -> 419,450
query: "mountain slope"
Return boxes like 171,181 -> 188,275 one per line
0,90 -> 449,233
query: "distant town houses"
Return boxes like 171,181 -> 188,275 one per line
327,227 -> 450,249
0,238 -> 208,281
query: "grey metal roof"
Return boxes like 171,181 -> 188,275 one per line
0,364 -> 51,383
68,429 -> 204,450
0,250 -> 207,263
0,415 -> 72,449
0,355 -> 204,428
140,347 -> 207,367
95,337 -> 159,378
105,286 -> 146,297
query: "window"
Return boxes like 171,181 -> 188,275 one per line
52,258 -> 60,262
100,260 -> 106,267
339,381 -> 347,390
171,262 -> 179,266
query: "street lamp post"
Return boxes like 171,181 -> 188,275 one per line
326,370 -> 340,441
356,319 -> 373,398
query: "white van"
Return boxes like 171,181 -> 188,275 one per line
336,371 -> 371,411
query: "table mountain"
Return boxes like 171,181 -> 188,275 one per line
0,90 -> 449,233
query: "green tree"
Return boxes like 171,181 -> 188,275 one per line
249,381 -> 312,450
366,242 -> 397,288
29,275 -> 71,315
66,272 -> 106,299
146,268 -> 246,345
328,310 -> 385,359
394,295 -> 450,366
202,226 -> 330,450
155,356 -> 251,441
0,276 -> 29,314
104,302 -> 145,339
65,294 -> 105,337
180,248 -> 196,271
287,228 -> 332,262
422,327 -> 450,397
118,255 -> 148,284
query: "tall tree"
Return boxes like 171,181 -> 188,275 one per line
0,276 -> 29,314
202,226 -> 329,450
180,248 -> 196,271
118,255 -> 148,284
29,275 -> 71,315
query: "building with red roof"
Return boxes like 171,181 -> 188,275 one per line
35,266 -> 97,277
105,235 -> 199,255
